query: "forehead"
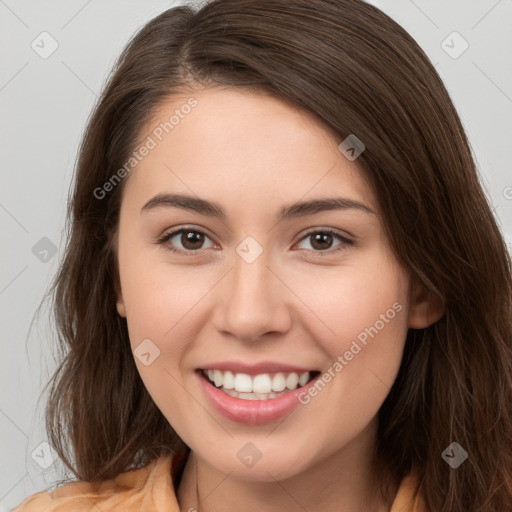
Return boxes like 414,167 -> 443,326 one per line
122,86 -> 376,216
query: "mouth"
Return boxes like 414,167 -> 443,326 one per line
198,368 -> 322,401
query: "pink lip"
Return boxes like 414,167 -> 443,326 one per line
196,370 -> 320,425
199,361 -> 315,376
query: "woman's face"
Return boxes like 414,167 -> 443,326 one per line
115,86 -> 425,481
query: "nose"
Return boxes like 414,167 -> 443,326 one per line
212,251 -> 292,343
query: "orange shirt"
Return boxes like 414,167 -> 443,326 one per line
13,454 -> 426,511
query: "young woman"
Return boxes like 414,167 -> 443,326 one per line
13,0 -> 512,510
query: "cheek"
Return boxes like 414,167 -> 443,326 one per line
288,256 -> 409,418
287,256 -> 408,357
279,262 -> 408,464
117,232 -> 209,351
117,260 -> 206,421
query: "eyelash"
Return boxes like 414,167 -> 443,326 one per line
156,226 -> 353,257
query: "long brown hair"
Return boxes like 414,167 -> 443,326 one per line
42,0 -> 512,510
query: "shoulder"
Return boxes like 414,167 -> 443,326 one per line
11,455 -> 177,512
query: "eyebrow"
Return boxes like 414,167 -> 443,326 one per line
140,193 -> 375,221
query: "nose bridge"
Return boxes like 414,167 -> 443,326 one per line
214,245 -> 290,341
232,249 -> 272,304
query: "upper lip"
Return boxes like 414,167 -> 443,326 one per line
198,361 -> 317,375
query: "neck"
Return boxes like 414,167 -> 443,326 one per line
177,419 -> 394,512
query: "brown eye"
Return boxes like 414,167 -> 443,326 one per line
310,232 -> 334,250
180,231 -> 205,250
296,229 -> 352,254
158,228 -> 215,254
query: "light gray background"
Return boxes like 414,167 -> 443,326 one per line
1,0 -> 511,510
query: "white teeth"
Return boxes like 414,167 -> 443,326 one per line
213,369 -> 223,388
299,372 -> 310,386
223,389 -> 289,400
271,373 -> 286,392
222,388 -> 238,398
286,372 -> 299,390
222,371 -> 235,390
252,374 -> 272,393
204,369 -> 314,397
234,373 -> 253,393
238,392 -> 266,400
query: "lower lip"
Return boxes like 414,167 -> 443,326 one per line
196,371 -> 320,425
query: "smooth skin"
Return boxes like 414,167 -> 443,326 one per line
115,86 -> 443,512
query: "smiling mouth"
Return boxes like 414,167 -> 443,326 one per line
198,369 -> 321,400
